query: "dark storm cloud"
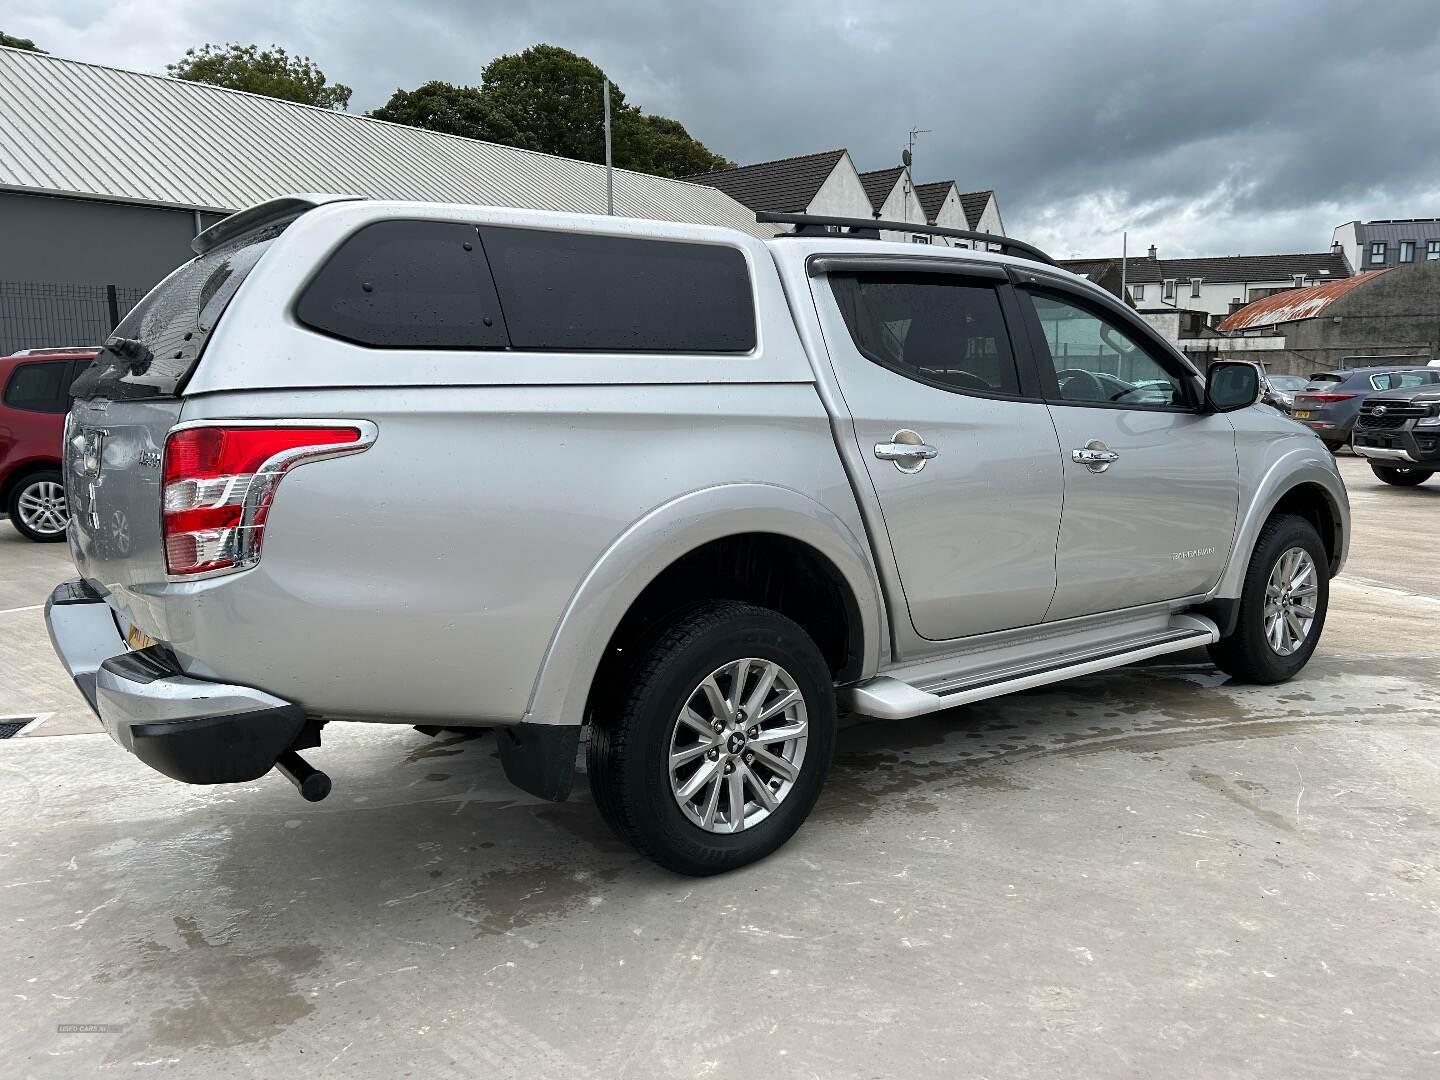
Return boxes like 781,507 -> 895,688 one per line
12,0 -> 1440,255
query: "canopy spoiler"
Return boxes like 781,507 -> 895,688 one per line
191,193 -> 368,255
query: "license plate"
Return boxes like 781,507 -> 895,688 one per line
1293,410 -> 1312,419
126,625 -> 157,650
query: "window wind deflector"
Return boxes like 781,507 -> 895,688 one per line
807,255 -> 1007,280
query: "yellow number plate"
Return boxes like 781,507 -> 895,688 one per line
127,625 -> 157,650
1293,410 -> 1312,419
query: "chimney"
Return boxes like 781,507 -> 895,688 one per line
1147,244 -> 1157,259
1229,298 -> 1246,315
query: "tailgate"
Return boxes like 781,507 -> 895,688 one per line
64,218 -> 288,622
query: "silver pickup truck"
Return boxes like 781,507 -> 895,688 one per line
46,195 -> 1349,874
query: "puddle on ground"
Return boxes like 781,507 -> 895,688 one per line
455,866 -> 621,936
96,916 -> 322,1056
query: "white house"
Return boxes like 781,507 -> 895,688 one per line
686,149 -> 1005,246
858,166 -> 926,242
1060,246 -> 1352,321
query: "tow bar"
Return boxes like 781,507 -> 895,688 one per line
275,750 -> 331,802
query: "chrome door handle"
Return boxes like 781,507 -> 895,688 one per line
875,430 -> 939,473
1071,443 -> 1119,473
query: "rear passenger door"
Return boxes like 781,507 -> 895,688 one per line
814,264 -> 1064,641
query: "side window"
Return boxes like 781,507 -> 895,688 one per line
480,228 -> 755,353
1023,291 -> 1190,409
3,361 -> 69,413
296,220 -> 509,349
828,273 -> 1022,396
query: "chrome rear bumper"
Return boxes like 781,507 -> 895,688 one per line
44,579 -> 305,784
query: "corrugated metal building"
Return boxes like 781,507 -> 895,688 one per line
0,45 -> 767,350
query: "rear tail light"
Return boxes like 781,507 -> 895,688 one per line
162,423 -> 371,577
1295,393 -> 1356,405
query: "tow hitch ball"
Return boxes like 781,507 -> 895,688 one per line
275,750 -> 332,802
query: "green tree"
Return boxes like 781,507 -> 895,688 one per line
371,44 -> 731,179
1,32 -> 45,52
168,43 -> 351,110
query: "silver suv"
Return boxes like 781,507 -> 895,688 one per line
46,196 -> 1349,874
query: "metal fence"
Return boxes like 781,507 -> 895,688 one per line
0,281 -> 145,355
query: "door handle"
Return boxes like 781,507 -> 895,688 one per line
1071,442 -> 1119,473
875,430 -> 938,473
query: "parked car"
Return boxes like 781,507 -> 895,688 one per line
0,346 -> 99,541
1292,366 -> 1440,450
1263,373 -> 1309,413
45,196 -> 1349,874
1351,384 -> 1440,485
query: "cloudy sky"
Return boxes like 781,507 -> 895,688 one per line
8,1 -> 1440,258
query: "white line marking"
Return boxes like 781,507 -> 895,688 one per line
16,713 -> 52,736
0,604 -> 44,615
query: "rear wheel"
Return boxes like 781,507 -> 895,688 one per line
1208,513 -> 1329,684
587,601 -> 835,875
7,470 -> 69,543
1370,462 -> 1433,486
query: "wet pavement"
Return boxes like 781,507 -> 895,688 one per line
3,455 -> 1439,1078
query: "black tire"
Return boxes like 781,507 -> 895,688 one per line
6,469 -> 69,543
1207,513 -> 1329,684
587,601 -> 835,876
1369,462 -> 1433,486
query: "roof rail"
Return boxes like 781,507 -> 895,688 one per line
757,211 -> 1056,267
191,193 -> 366,255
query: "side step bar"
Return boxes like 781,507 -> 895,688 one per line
843,615 -> 1219,721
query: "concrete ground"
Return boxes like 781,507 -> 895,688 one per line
3,455 -> 1439,1078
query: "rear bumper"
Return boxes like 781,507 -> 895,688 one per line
44,579 -> 304,784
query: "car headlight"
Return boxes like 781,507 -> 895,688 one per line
1417,415 -> 1440,427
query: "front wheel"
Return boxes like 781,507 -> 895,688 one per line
587,601 -> 835,875
1208,513 -> 1329,684
1370,462 -> 1433,486
7,470 -> 69,542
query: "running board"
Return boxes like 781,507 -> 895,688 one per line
843,614 -> 1220,720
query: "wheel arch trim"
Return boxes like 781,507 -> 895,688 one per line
524,482 -> 884,727
1212,449 -> 1349,600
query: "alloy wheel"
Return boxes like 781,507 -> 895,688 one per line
1263,546 -> 1318,656
668,657 -> 809,834
15,480 -> 68,537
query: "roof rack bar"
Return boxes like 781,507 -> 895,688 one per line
756,211 -> 1056,266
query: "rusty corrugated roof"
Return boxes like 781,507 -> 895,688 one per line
1217,271 -> 1391,331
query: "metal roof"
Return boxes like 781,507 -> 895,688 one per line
0,46 -> 772,237
1216,271 -> 1389,331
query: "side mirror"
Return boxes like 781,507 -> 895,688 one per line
1205,360 -> 1264,412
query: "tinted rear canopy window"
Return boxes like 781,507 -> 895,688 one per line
71,223 -> 285,402
296,222 -> 756,354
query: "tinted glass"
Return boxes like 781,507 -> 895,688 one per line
71,224 -> 284,402
1304,373 -> 1343,389
1026,292 -> 1187,407
828,273 -> 1020,395
3,360 -> 69,413
481,227 -> 755,353
1268,375 -> 1308,391
296,220 -> 509,349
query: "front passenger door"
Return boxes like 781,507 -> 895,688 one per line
1014,285 -> 1238,622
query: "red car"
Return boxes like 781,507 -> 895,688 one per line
0,347 -> 99,542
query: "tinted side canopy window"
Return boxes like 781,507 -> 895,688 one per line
480,227 -> 756,353
297,221 -> 757,354
296,221 -> 509,349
